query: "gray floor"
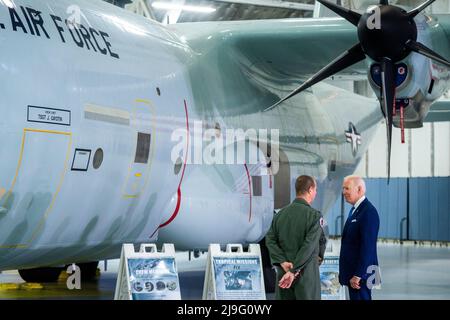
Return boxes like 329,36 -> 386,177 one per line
373,243 -> 450,299
0,243 -> 449,300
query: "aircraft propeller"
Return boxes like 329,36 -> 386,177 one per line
266,0 -> 450,182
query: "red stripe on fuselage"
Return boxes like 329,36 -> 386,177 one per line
150,100 -> 189,237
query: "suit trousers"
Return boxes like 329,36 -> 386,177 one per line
348,281 -> 372,300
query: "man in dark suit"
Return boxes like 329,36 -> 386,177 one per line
339,175 -> 380,300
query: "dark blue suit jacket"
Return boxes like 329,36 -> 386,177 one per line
339,198 -> 380,285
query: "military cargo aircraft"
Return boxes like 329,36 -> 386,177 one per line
0,0 -> 447,282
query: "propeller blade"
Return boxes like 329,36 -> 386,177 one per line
379,0 -> 389,5
380,58 -> 396,183
408,0 -> 436,18
317,0 -> 361,26
406,40 -> 450,68
265,43 -> 365,111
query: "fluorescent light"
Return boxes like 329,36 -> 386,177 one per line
0,0 -> 15,8
152,1 -> 216,13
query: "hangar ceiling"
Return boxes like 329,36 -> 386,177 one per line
105,0 -> 315,22
104,0 -> 450,24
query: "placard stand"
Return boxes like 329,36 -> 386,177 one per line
202,243 -> 265,300
114,243 -> 181,300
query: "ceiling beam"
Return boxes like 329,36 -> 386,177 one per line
124,0 -> 156,19
213,0 -> 315,11
161,0 -> 186,24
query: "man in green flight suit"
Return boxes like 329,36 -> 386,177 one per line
266,175 -> 323,300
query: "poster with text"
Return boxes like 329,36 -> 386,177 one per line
127,257 -> 181,300
320,256 -> 346,300
213,257 -> 264,300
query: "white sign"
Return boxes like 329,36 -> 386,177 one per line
27,106 -> 71,126
114,243 -> 181,300
72,149 -> 91,171
203,244 -> 265,300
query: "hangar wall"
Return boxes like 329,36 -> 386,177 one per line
327,121 -> 450,242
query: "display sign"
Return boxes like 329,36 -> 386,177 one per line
203,244 -> 265,300
320,255 -> 346,300
114,243 -> 181,300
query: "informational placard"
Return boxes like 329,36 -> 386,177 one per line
27,105 -> 71,126
203,244 -> 265,300
71,149 -> 91,171
114,243 -> 181,300
320,256 -> 346,300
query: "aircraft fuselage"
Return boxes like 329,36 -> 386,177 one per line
0,0 -> 380,270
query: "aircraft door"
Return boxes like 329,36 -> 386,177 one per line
0,128 -> 72,247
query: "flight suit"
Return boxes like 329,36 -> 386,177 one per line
265,198 -> 322,300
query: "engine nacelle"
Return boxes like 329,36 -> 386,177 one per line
367,15 -> 450,128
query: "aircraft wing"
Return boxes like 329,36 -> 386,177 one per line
170,17 -> 363,82
170,14 -> 450,119
425,100 -> 450,122
169,18 -> 364,113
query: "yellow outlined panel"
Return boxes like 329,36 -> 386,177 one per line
0,128 -> 72,249
121,99 -> 156,199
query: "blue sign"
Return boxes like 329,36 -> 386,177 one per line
320,256 -> 346,300
213,257 -> 264,300
127,257 -> 181,300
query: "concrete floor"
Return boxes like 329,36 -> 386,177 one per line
373,243 -> 450,299
0,242 -> 449,300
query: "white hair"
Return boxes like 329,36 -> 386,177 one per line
344,175 -> 366,194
